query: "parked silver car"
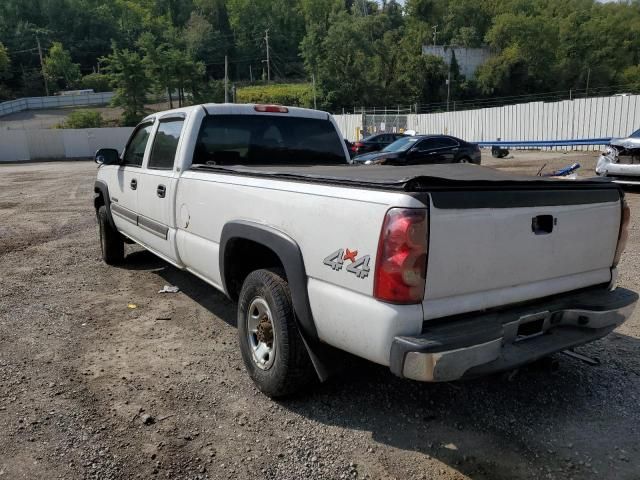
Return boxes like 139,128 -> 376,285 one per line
596,128 -> 640,184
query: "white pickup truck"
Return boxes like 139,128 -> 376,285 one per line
94,104 -> 637,397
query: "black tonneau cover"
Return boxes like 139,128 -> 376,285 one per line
191,163 -> 620,193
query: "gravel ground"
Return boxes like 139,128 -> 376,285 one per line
0,151 -> 639,480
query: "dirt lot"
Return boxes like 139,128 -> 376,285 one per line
1,151 -> 639,480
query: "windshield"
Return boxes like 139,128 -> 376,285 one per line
630,129 -> 640,138
382,137 -> 420,153
193,115 -> 347,166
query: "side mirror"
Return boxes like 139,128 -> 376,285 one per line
95,148 -> 120,165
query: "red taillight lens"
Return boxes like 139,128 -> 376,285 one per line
613,198 -> 631,267
374,208 -> 429,304
254,104 -> 289,113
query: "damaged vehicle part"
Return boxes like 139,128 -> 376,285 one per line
596,129 -> 640,184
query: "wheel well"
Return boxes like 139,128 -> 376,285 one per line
224,238 -> 284,301
94,189 -> 105,212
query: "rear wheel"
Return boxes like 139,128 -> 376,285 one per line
237,269 -> 315,397
459,157 -> 472,163
97,205 -> 124,265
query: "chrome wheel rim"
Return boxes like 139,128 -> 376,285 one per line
246,297 -> 276,370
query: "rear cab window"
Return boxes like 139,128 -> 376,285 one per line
192,114 -> 346,166
148,118 -> 185,170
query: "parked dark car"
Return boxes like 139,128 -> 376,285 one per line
344,139 -> 357,158
352,133 -> 407,155
353,135 -> 481,166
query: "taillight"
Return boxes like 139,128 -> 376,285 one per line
374,208 -> 429,304
254,104 -> 289,113
613,198 -> 631,267
354,142 -> 364,150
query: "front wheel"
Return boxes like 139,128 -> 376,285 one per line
97,205 -> 124,265
237,269 -> 315,397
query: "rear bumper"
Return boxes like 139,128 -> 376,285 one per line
390,287 -> 638,382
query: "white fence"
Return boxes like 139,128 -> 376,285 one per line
0,127 -> 133,162
334,94 -> 640,148
0,92 -> 115,117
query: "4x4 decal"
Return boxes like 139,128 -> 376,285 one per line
323,248 -> 371,279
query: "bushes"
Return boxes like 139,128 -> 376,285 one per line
236,83 -> 313,108
80,73 -> 111,93
60,109 -> 104,128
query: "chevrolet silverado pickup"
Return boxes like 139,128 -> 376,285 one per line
94,104 -> 637,397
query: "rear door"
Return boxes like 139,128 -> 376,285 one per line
410,138 -> 458,164
136,115 -> 186,262
110,122 -> 154,239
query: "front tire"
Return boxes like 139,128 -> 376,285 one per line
237,269 -> 315,397
97,205 -> 124,265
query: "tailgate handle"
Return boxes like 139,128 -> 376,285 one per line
532,215 -> 555,235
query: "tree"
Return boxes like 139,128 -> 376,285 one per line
102,47 -> 150,126
0,42 -> 9,79
80,72 -> 111,92
43,42 -> 81,91
0,41 -> 11,100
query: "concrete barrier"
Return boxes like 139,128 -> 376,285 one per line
0,127 -> 134,162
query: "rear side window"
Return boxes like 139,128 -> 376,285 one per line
418,137 -> 457,150
193,115 -> 346,166
148,119 -> 184,170
122,123 -> 153,167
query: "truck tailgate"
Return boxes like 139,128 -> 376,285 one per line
423,188 -> 622,320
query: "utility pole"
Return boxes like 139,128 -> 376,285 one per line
432,25 -> 439,46
312,73 -> 317,109
446,53 -> 452,112
586,68 -> 591,98
36,35 -> 49,96
249,65 -> 253,83
224,55 -> 229,103
264,29 -> 271,83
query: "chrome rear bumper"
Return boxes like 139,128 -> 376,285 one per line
390,287 -> 638,382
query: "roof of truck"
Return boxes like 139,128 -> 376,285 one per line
144,103 -> 331,122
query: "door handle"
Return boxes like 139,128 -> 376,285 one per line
130,179 -> 137,190
157,184 -> 166,198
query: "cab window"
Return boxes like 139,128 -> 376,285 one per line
148,119 -> 185,170
122,123 -> 153,167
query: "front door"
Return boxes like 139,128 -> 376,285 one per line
136,116 -> 185,261
109,122 -> 154,239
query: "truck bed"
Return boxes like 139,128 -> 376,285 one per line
191,163 -> 621,193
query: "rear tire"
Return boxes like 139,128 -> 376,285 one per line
97,205 -> 124,265
459,157 -> 472,163
237,269 -> 315,398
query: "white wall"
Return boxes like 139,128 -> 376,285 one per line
0,92 -> 115,117
0,127 -> 133,162
333,114 -> 363,142
334,94 -> 640,148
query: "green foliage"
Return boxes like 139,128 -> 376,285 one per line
43,42 -> 81,92
80,73 -> 111,92
102,47 -> 150,126
0,42 -> 9,79
236,83 -> 314,107
623,65 -> 640,92
60,109 -> 104,129
192,79 -> 225,104
1,0 -> 640,112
